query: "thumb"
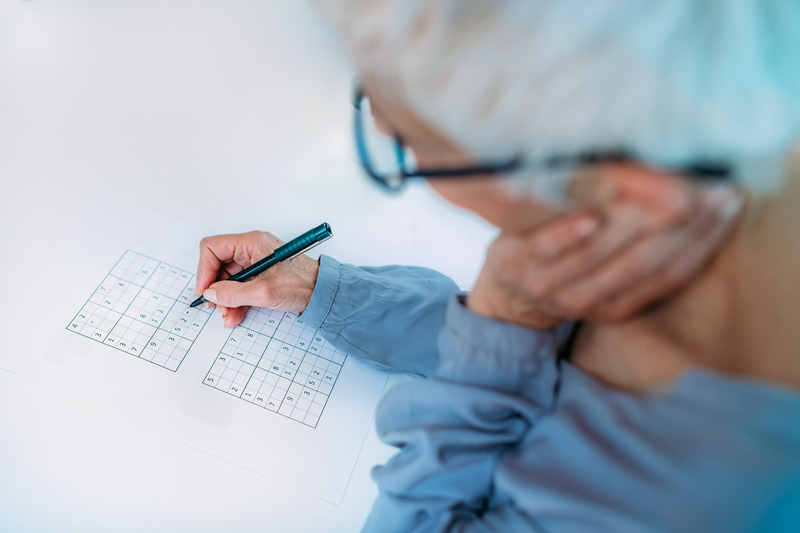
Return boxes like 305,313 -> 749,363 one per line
203,280 -> 265,309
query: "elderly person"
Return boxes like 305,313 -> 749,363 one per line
195,1 -> 800,531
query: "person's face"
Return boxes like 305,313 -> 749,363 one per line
362,78 -> 561,233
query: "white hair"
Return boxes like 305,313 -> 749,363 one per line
314,0 -> 800,203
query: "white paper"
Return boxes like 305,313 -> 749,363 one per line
0,202 -> 388,504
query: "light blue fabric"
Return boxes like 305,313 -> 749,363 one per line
303,257 -> 800,531
301,255 -> 461,378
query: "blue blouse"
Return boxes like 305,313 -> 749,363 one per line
301,256 -> 800,532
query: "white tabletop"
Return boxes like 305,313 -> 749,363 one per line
0,1 -> 495,531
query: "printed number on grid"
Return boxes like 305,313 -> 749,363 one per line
66,250 -> 213,371
203,308 -> 345,428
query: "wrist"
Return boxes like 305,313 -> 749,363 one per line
465,290 -> 501,320
297,256 -> 320,312
467,288 -> 563,330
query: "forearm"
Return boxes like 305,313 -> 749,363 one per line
301,255 -> 461,378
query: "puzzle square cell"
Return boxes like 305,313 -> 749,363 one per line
312,391 -> 329,406
127,343 -> 144,356
242,352 -> 259,367
103,335 -> 119,347
172,348 -> 187,363
273,352 -> 290,366
297,397 -> 312,412
222,367 -> 239,382
242,389 -> 258,403
158,343 -> 174,357
139,348 -> 157,362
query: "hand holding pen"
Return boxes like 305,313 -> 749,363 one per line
193,224 -> 333,328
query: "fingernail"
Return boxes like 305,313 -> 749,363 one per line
224,316 -> 232,328
204,302 -> 212,309
203,288 -> 217,303
218,306 -> 228,319
574,217 -> 600,238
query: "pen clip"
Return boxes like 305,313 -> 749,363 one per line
287,234 -> 333,261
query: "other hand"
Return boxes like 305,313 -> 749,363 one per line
467,181 -> 745,328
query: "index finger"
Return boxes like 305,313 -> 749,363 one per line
195,234 -> 241,295
522,212 -> 600,261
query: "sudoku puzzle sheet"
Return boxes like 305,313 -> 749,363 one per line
64,250 -> 344,428
203,309 -> 345,428
67,250 -> 213,371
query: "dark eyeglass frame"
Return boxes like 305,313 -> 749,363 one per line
352,86 -> 731,192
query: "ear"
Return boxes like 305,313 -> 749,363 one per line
567,162 -> 697,228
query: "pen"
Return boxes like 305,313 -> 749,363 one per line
189,222 -> 334,308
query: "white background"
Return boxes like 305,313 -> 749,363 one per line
0,0 -> 495,531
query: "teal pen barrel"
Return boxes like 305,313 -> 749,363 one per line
273,223 -> 333,261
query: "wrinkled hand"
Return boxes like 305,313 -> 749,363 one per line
195,231 -> 320,328
467,183 -> 745,328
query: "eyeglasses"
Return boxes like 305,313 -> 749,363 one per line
352,86 -> 731,193
352,87 -> 522,192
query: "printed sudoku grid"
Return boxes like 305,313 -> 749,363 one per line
66,250 -> 213,371
203,308 -> 345,428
